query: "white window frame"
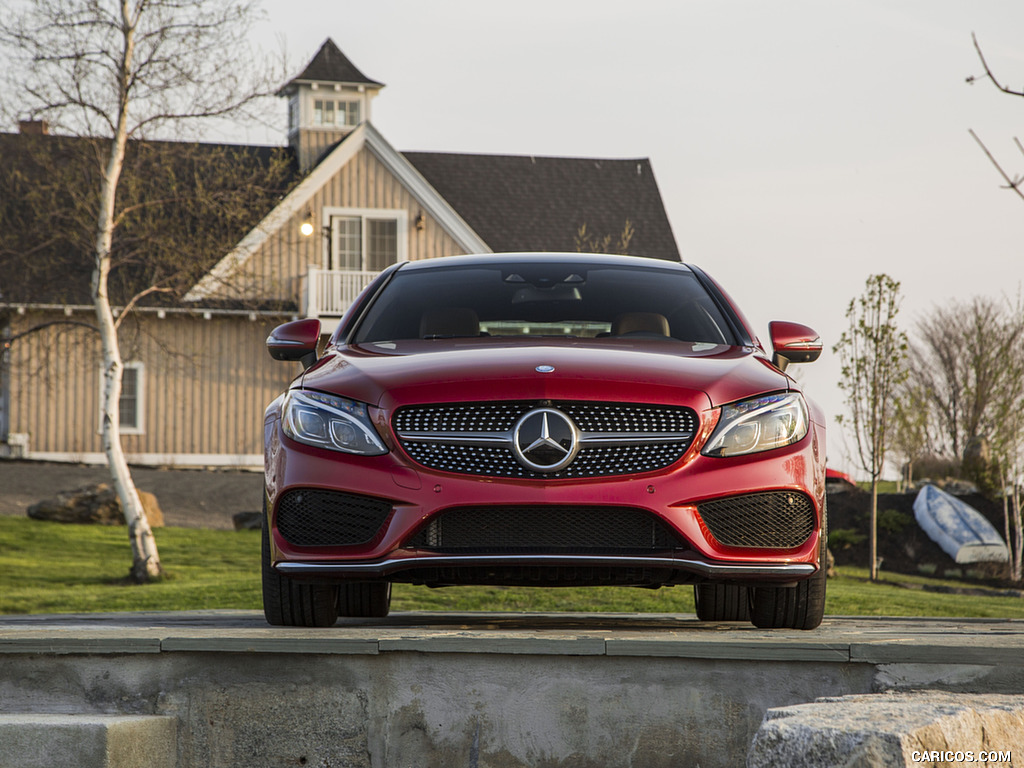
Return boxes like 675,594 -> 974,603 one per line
97,362 -> 145,435
321,207 -> 408,272
339,100 -> 360,127
311,98 -> 361,128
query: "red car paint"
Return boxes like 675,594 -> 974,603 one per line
262,254 -> 828,629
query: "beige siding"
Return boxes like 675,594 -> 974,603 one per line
4,145 -> 476,464
217,144 -> 469,305
6,310 -> 297,463
295,128 -> 347,174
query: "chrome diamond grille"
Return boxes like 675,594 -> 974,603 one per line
394,401 -> 697,478
393,401 -> 696,435
560,403 -> 696,433
697,491 -> 816,549
393,402 -> 528,433
402,443 -> 520,476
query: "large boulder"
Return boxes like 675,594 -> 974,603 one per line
27,483 -> 164,527
747,692 -> 1024,767
232,511 -> 263,531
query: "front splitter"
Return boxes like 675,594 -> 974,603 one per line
275,553 -> 816,583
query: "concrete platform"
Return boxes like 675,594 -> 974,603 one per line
1,612 -> 1022,767
0,714 -> 176,768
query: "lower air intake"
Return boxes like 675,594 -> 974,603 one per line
697,491 -> 816,549
276,489 -> 392,547
406,505 -> 684,553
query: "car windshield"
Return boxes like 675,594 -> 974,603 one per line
352,261 -> 736,345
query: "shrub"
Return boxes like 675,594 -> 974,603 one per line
829,528 -> 867,550
878,508 -> 913,534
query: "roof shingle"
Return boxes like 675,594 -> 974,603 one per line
285,38 -> 384,88
403,152 -> 679,261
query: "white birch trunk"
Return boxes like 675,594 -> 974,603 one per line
92,1 -> 162,582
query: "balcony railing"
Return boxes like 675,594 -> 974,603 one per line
304,268 -> 380,320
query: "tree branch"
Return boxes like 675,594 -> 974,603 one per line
113,285 -> 172,331
969,33 -> 1024,98
968,129 -> 1024,203
4,319 -> 98,345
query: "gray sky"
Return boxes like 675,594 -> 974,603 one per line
255,0 -> 1024,477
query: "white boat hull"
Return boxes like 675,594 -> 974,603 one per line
913,484 -> 1009,564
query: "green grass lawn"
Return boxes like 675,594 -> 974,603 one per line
2,516 -> 1023,618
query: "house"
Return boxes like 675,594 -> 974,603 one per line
0,39 -> 680,468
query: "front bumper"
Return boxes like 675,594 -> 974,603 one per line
264,416 -> 826,587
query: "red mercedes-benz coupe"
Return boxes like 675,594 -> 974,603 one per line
262,254 -> 827,629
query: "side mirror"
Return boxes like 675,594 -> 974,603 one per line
769,321 -> 822,372
267,318 -> 321,369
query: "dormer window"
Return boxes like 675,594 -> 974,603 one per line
313,99 -> 360,128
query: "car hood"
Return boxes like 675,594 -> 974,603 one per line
299,338 -> 792,411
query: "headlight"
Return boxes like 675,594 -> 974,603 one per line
702,392 -> 808,458
281,390 -> 387,456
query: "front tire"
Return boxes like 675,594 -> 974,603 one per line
262,501 -> 339,627
338,582 -> 392,618
749,500 -> 827,630
694,583 -> 750,621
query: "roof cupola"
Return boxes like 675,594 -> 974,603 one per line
278,39 -> 384,172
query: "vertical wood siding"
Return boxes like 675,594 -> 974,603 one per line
220,145 -> 469,305
5,147 -> 474,462
7,310 -> 297,461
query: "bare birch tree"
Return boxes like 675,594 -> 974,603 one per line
890,379 -> 933,491
990,370 -> 1024,582
908,297 -> 1024,472
0,0 -> 281,582
834,274 -> 908,581
979,299 -> 1024,581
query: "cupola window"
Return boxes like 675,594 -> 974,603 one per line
313,99 -> 360,128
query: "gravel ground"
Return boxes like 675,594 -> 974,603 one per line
0,459 -> 264,530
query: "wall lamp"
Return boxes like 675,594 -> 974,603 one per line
300,210 -> 315,237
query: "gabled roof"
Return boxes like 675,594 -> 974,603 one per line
184,123 -> 490,302
402,152 -> 680,261
280,38 -> 384,91
2,128 -> 680,309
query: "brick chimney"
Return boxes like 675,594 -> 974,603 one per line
18,120 -> 49,135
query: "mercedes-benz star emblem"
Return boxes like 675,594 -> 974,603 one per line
512,408 -> 580,472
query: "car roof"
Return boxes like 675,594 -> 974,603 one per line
394,252 -> 693,273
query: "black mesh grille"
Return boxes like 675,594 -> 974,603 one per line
276,489 -> 392,547
697,491 -> 816,549
394,401 -> 697,478
406,505 -> 685,553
